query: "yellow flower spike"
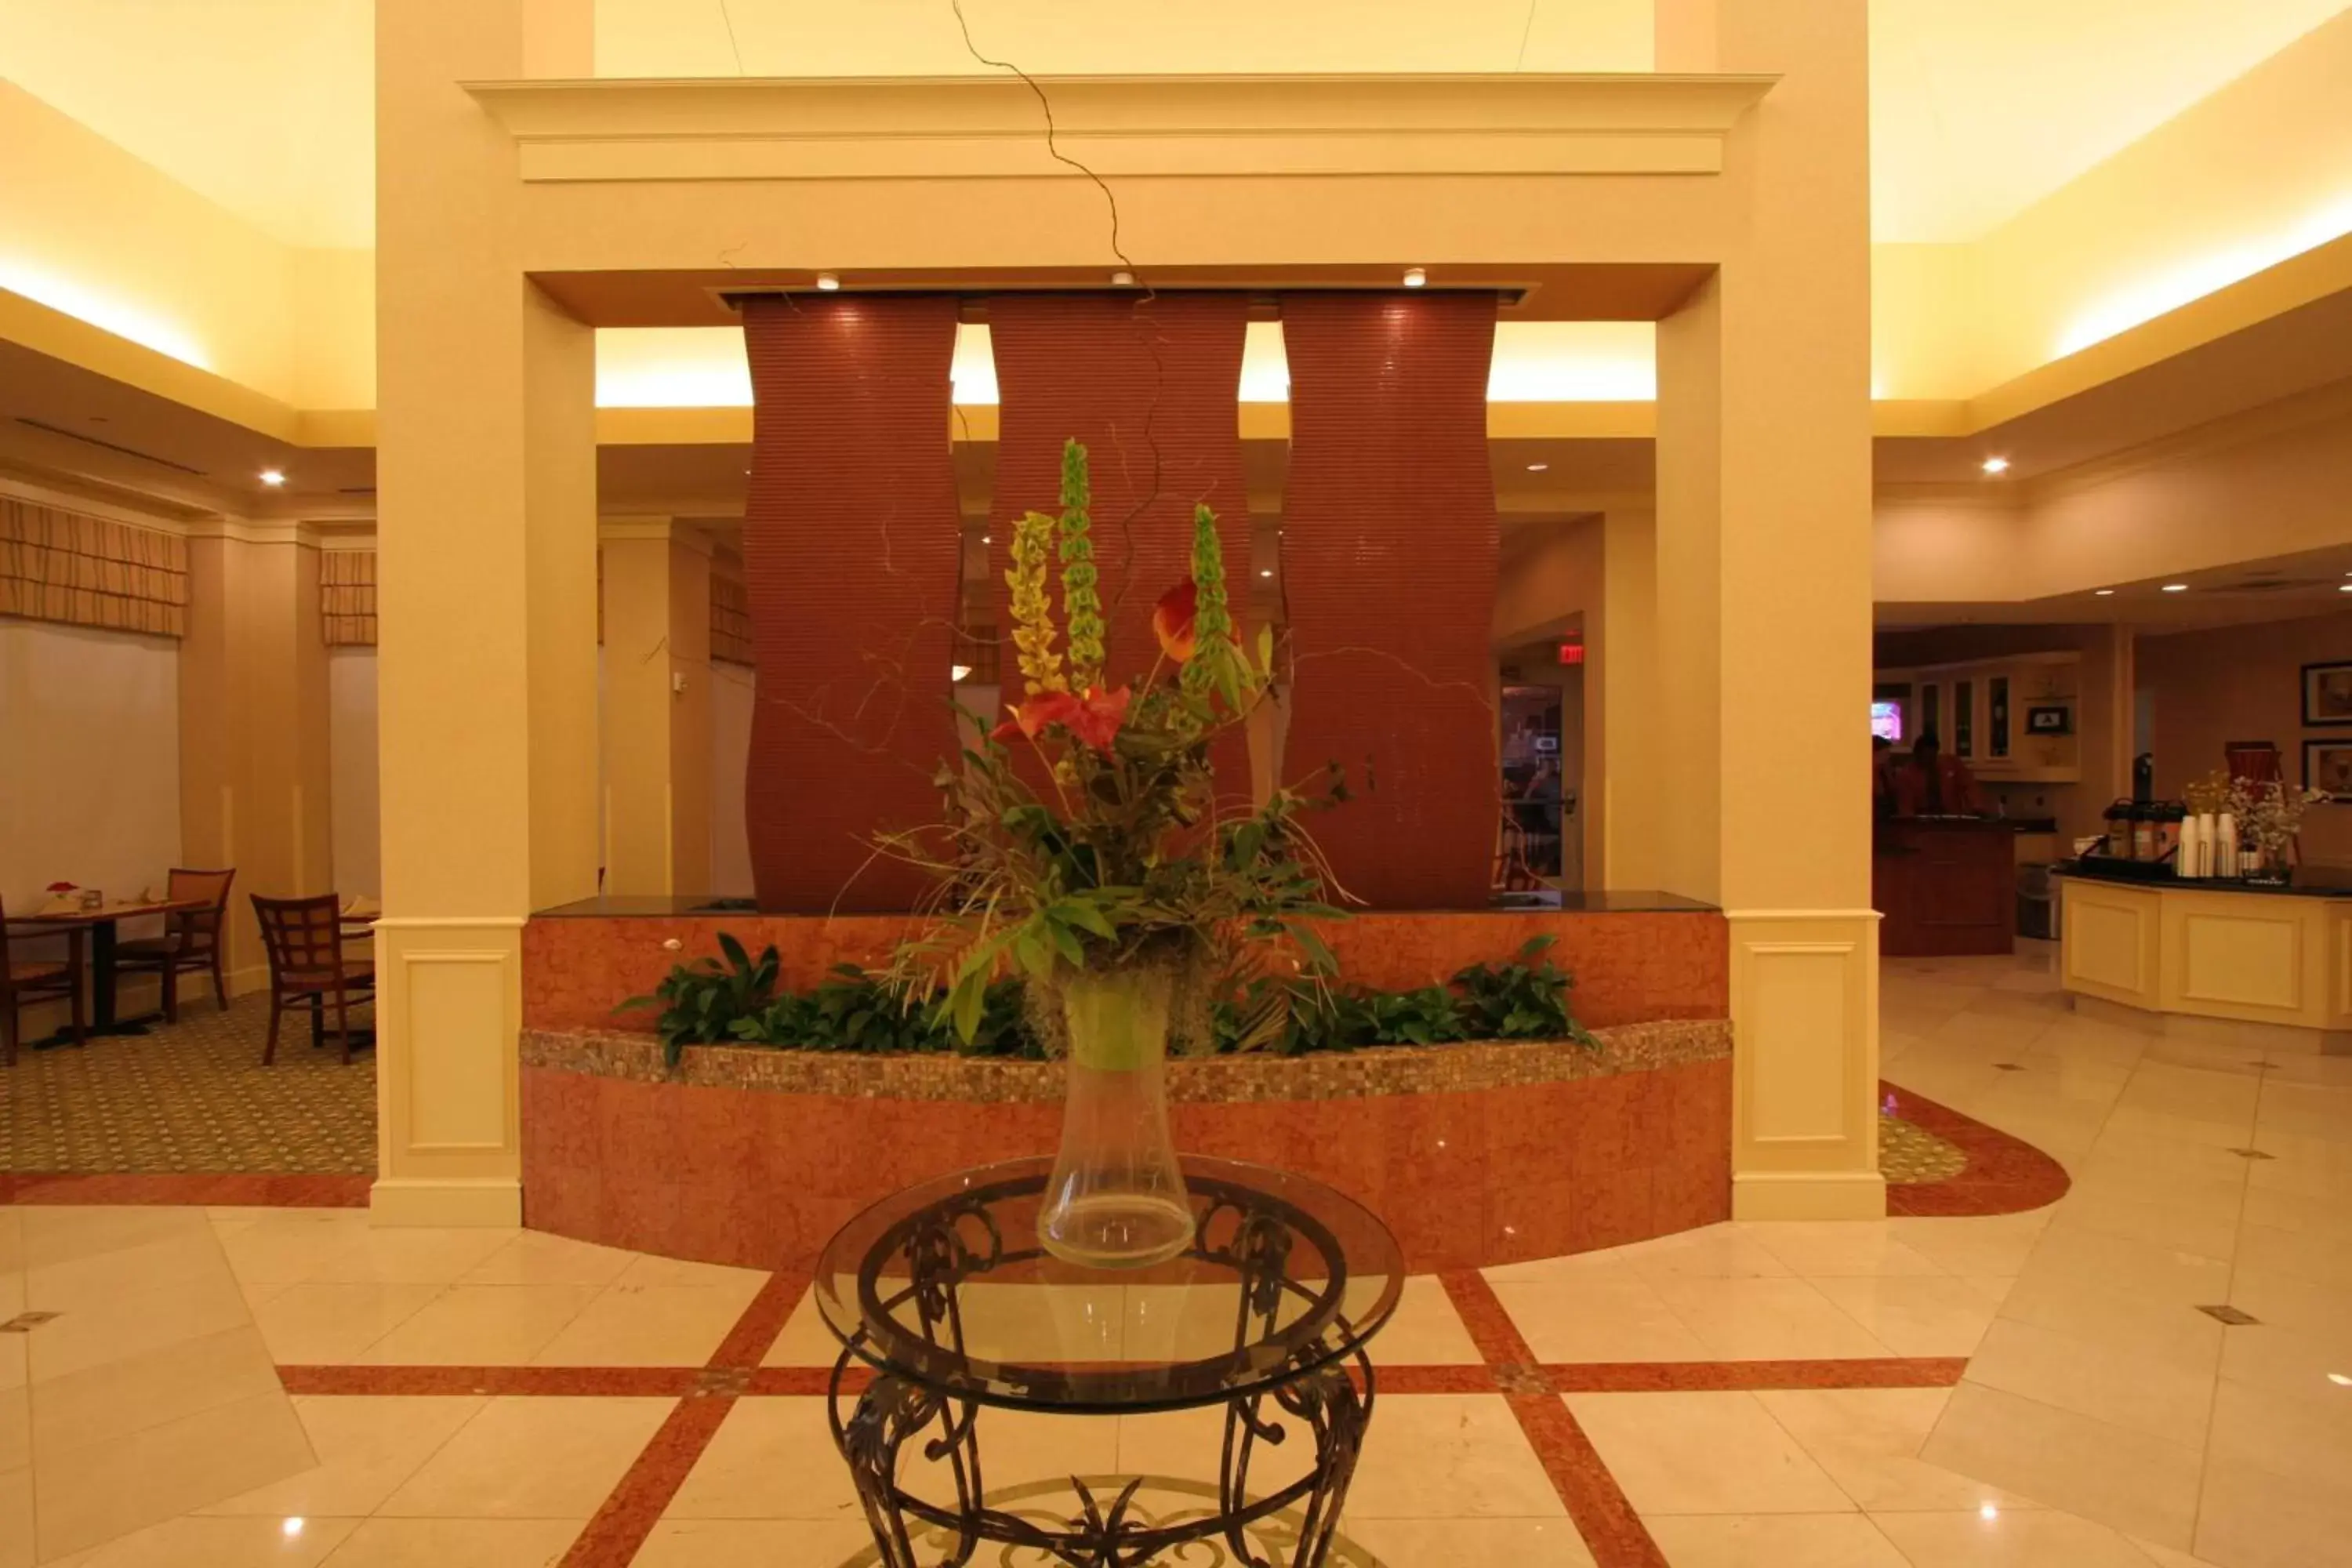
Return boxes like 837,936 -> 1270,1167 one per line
1007,509 -> 1066,696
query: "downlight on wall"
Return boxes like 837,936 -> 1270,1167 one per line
815,273 -> 840,291
2162,583 -> 2190,593
1402,267 -> 1427,288
259,469 -> 286,487
1980,456 -> 2010,475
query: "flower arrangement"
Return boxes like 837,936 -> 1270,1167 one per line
2229,775 -> 2327,873
882,438 -> 1346,1048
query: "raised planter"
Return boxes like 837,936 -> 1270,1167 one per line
519,1018 -> 1732,1272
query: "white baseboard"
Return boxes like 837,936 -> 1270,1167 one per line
368,1177 -> 521,1228
1732,1169 -> 1888,1221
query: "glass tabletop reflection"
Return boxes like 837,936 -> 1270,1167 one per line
813,1154 -> 1403,1415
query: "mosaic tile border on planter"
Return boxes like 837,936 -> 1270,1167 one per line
517,1017 -> 1731,1104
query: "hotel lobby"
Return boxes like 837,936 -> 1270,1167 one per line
5,2 -> 2352,1565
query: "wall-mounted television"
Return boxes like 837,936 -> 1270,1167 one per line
1870,699 -> 1904,742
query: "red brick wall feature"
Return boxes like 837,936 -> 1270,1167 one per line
739,296 -> 963,912
1279,292 -> 1500,909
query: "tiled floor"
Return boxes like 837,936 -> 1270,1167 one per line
1,946 -> 2347,1566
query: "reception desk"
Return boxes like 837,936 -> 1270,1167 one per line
1875,817 -> 2017,956
2058,868 -> 2352,1051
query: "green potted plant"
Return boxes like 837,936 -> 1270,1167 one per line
883,440 -> 1345,1268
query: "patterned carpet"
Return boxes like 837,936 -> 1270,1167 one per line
2,993 -> 377,1174
1879,1112 -> 1969,1183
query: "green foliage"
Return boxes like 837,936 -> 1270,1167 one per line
626,935 -> 1598,1065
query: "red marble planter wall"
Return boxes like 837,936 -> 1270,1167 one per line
520,1054 -> 1730,1273
521,909 -> 1728,1034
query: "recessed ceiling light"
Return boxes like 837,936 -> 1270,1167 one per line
2094,589 -> 2115,597
815,273 -> 840,291
1526,463 -> 1549,472
981,534 -> 992,544
2329,1372 -> 2351,1385
2338,585 -> 2352,594
1980,456 -> 2010,475
1977,1504 -> 1999,1522
1110,270 -> 1135,287
2161,583 -> 2190,593
1258,568 -> 1274,578
282,1519 -> 306,1539
259,469 -> 285,487
1402,267 -> 1427,289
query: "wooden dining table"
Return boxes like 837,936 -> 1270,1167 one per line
14,895 -> 209,1047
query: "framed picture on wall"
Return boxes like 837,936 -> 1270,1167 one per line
2302,661 -> 2352,725
2304,739 -> 2352,802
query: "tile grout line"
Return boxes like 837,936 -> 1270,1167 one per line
1439,1269 -> 1670,1568
550,1269 -> 808,1568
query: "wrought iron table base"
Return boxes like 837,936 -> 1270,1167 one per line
829,1344 -> 1374,1568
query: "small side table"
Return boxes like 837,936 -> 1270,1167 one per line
815,1154 -> 1403,1568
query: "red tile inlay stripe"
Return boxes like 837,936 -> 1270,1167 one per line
558,1391 -> 737,1568
1543,1358 -> 1969,1392
1440,1270 -> 1668,1568
277,1365 -> 704,1397
710,1270 -> 808,1370
0,1171 -> 372,1207
1881,1080 -> 2071,1218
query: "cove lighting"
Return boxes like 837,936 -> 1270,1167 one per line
815,273 -> 840,291
0,260 -> 213,370
1526,463 -> 1549,472
1402,267 -> 1427,289
2162,583 -> 2190,593
1980,456 -> 2010,475
259,469 -> 286,487
2094,589 -> 2115,597
2055,193 -> 2352,358
1110,270 -> 1135,287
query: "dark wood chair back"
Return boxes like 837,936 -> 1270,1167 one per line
252,893 -> 349,982
165,867 -> 236,955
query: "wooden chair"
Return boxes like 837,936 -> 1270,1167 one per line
114,867 -> 236,1022
252,893 -> 376,1065
2,891 -> 86,1067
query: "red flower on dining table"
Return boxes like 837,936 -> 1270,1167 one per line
993,684 -> 1132,754
45,881 -> 77,894
1153,580 -> 1197,663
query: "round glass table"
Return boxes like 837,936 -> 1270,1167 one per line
815,1154 -> 1404,1567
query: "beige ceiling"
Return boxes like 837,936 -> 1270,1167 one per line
1,0 -> 2343,249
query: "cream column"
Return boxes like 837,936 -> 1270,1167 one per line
178,521 -> 335,991
1655,0 -> 1884,1218
1592,508 -> 1663,891
599,520 -> 713,898
373,0 -> 597,1225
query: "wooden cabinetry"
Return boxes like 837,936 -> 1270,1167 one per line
1875,818 -> 2018,956
1883,652 -> 2082,784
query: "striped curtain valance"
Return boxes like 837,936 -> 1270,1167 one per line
321,550 -> 377,646
0,498 -> 188,637
710,557 -> 753,666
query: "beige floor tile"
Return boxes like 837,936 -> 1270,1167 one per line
0,1465 -> 28,1568
249,1283 -> 446,1365
903,1406 -> 1109,1498
1736,1221 -> 1949,1277
1114,1402 -> 1315,1499
34,1388 -> 315,1562
1342,1394 -> 1565,1519
20,1208 -> 202,1270
2235,1220 -> 2352,1292
1613,1225 -> 1795,1281
1962,1317 -> 2218,1447
2193,1452 -> 2352,1568
2240,1181 -> 2352,1243
1810,1276 -> 2004,1357
2001,1226 -> 2234,1312
1871,1506 -> 2195,1566
2204,1370 -> 2352,1493
1366,1275 -> 1482,1365
1884,1214 -> 2053,1279
2045,1190 -> 2244,1265
1347,1516 -> 1598,1567
375,1396 -> 670,1519
198,1395 -> 488,1518
2128,1537 -> 2228,1568
1651,1277 -> 1895,1361
1490,1268 -> 1714,1364
528,1283 -> 761,1367
627,1517 -> 877,1567
1567,1391 -> 1851,1515
25,1230 -> 228,1314
1751,1388 -> 2031,1514
946,1281 -> 1123,1363
23,1265 -> 255,1382
45,1514 -> 359,1567
2216,1318 -> 2352,1401
1994,1262 -> 2227,1366
30,1322 -> 281,1454
352,1285 -> 599,1367
1917,1381 -> 2201,1551
606,1253 -> 770,1293
1645,1513 -> 1909,1567
662,1396 -> 866,1522
759,1290 -> 843,1368
298,1517 -> 580,1567
221,1220 -> 515,1290
455,1231 -> 638,1287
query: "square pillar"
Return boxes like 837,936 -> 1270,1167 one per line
178,522 -> 335,990
599,519 -> 713,898
1591,508 -> 1662,891
1657,0 -> 1884,1218
373,0 -> 597,1226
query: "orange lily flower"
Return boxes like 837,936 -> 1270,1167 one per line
993,686 -> 1131,754
1153,580 -> 1197,663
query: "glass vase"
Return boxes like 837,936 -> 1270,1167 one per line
1037,964 -> 1196,1270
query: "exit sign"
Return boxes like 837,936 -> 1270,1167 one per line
1557,641 -> 1585,666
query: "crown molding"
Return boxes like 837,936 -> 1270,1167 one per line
466,72 -> 1776,185
183,517 -> 326,547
